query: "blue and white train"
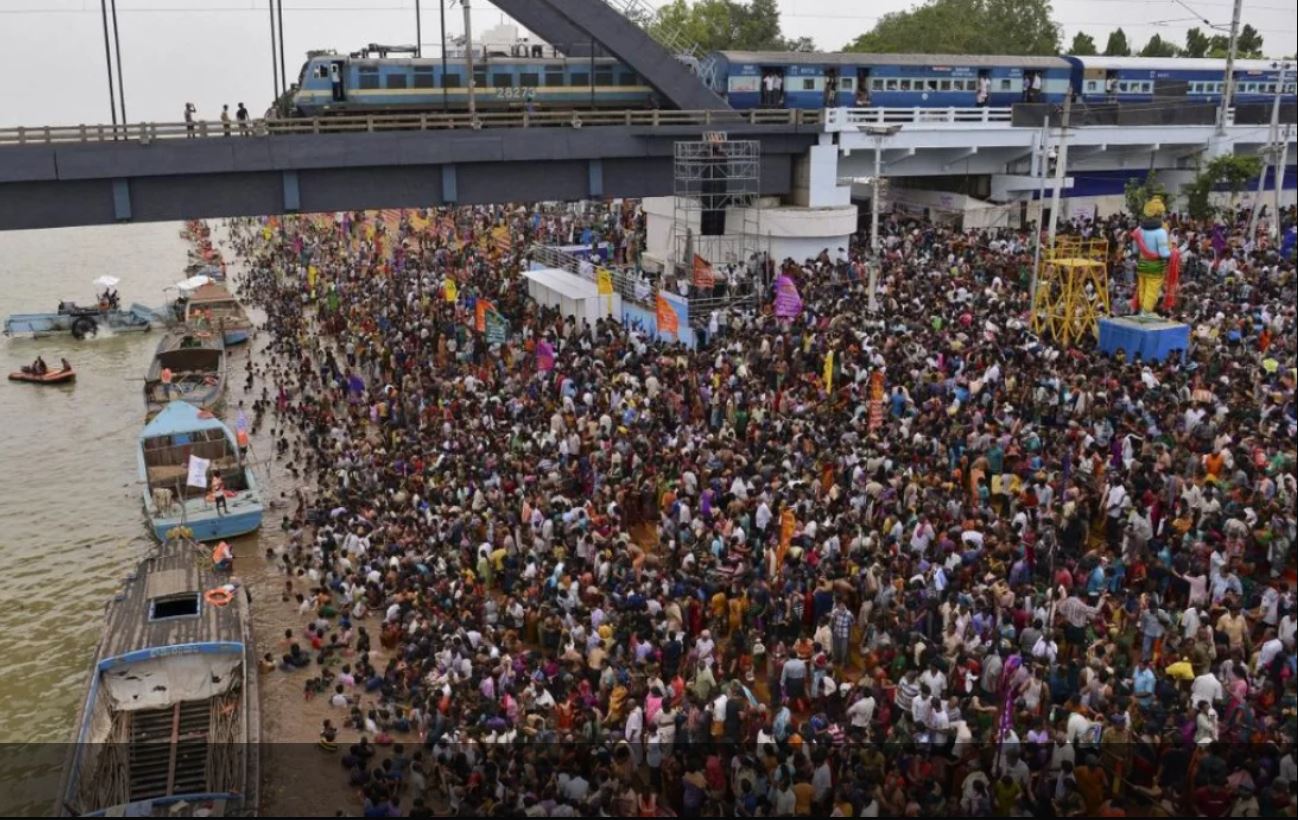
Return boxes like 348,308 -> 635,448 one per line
286,47 -> 1296,117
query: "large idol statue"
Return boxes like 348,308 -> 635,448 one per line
1130,197 -> 1181,315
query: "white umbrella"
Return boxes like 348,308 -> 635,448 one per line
93,275 -> 120,288
174,274 -> 213,293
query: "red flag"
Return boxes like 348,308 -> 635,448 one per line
692,254 -> 715,288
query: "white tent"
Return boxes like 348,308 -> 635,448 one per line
523,268 -> 620,328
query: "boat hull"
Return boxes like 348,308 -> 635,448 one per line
222,328 -> 251,346
9,368 -> 76,384
146,492 -> 264,542
3,309 -> 152,336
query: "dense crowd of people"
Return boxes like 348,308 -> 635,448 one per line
224,197 -> 1296,818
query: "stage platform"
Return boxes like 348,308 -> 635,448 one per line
1098,316 -> 1190,362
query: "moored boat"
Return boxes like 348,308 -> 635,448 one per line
138,401 -> 264,542
185,283 -> 252,347
144,331 -> 226,419
57,532 -> 258,817
8,366 -> 75,384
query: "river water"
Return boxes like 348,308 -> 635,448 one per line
0,222 -> 204,812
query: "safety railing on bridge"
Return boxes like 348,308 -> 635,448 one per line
0,108 -> 821,146
823,107 -> 1015,132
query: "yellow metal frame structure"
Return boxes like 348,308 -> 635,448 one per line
1030,237 -> 1110,346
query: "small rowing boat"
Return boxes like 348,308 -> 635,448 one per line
8,367 -> 76,384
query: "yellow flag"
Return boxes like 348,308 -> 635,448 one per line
443,278 -> 458,302
596,268 -> 613,295
823,349 -> 834,391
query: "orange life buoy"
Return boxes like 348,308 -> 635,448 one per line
204,587 -> 233,607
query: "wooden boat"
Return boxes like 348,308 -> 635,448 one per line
143,331 -> 226,419
184,283 -> 251,346
57,533 -> 258,817
138,401 -> 264,542
8,367 -> 75,384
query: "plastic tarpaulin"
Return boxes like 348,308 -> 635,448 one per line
101,653 -> 241,712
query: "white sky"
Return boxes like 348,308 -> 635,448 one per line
1,0 -> 1294,127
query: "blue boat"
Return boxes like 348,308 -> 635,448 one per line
138,401 -> 263,542
4,302 -> 153,338
58,534 -> 259,817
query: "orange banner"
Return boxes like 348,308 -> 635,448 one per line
475,299 -> 493,333
656,294 -> 679,339
692,254 -> 715,288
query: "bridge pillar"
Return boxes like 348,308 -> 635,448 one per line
441,165 -> 458,204
282,171 -> 300,213
588,159 -> 604,199
112,179 -> 131,222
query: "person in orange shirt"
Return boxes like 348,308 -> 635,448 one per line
1203,448 -> 1225,484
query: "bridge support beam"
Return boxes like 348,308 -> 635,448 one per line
588,159 -> 603,199
441,165 -> 457,204
282,171 -> 300,213
112,179 -> 131,221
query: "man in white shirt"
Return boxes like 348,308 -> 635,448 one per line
846,690 -> 876,730
1190,669 -> 1224,708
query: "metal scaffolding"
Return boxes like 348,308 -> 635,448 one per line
669,135 -> 766,325
1030,236 -> 1111,347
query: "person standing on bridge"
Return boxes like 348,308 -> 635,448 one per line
237,103 -> 250,136
184,102 -> 197,138
221,105 -> 232,137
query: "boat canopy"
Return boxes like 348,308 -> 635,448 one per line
174,274 -> 213,293
140,400 -> 230,439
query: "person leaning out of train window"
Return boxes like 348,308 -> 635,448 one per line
856,85 -> 870,107
976,76 -> 990,107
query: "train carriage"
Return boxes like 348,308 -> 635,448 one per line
291,52 -> 655,117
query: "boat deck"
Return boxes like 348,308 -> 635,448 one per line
99,539 -> 245,662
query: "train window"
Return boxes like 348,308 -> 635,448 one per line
413,70 -> 435,88
359,71 -> 380,90
1085,80 -> 1097,92
939,80 -> 951,91
898,79 -> 911,90
1000,79 -> 1011,91
473,69 -> 488,88
618,71 -> 637,85
386,73 -> 408,89
840,77 -> 854,90
313,65 -> 328,79
873,79 -> 885,91
520,72 -> 540,88
441,73 -> 462,88
570,72 -> 589,87
802,78 -> 815,90
544,71 -> 564,87
1117,82 -> 1128,92
927,80 -> 939,91
595,69 -> 614,86
492,73 -> 514,88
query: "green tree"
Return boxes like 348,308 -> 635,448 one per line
1069,32 -> 1097,56
649,0 -> 810,53
1184,27 -> 1210,58
1139,34 -> 1179,58
1124,170 -> 1168,219
844,0 -> 1059,55
1103,28 -> 1131,56
1208,25 -> 1264,59
1183,154 -> 1263,220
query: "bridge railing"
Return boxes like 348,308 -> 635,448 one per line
0,108 -> 821,146
824,106 -> 1015,131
